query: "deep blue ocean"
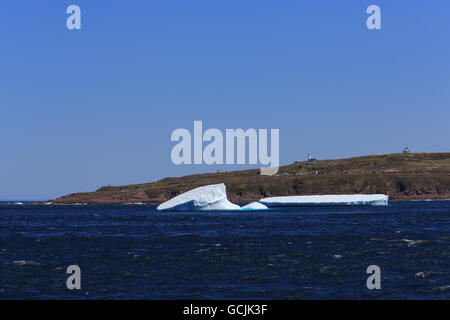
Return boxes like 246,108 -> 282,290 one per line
0,201 -> 449,299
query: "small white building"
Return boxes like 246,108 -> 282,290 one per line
307,153 -> 317,164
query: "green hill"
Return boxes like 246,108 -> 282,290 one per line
52,153 -> 450,204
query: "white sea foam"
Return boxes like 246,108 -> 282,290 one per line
415,271 -> 432,278
402,239 -> 426,247
432,285 -> 450,292
13,260 -> 41,266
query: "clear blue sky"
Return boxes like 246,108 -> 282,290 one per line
1,1 -> 449,200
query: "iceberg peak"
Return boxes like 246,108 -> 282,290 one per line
157,183 -> 241,211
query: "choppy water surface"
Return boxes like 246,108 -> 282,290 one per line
0,201 -> 449,299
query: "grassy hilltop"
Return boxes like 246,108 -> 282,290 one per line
52,153 -> 450,204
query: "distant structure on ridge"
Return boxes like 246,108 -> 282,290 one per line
403,147 -> 410,154
307,153 -> 318,165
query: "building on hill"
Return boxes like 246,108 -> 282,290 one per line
403,147 -> 410,154
307,153 -> 317,164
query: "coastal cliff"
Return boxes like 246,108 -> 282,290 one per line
51,153 -> 450,204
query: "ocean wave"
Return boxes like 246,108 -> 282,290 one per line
12,260 -> 42,266
415,271 -> 442,278
431,285 -> 450,292
415,271 -> 431,278
402,239 -> 427,247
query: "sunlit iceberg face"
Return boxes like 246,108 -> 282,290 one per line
259,194 -> 388,207
157,183 -> 241,211
241,202 -> 269,211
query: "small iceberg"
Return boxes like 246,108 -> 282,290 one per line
14,202 -> 24,205
241,202 -> 269,211
157,183 -> 241,211
259,194 -> 388,207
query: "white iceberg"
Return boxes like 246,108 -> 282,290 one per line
259,194 -> 388,207
241,202 -> 269,211
157,183 -> 241,211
